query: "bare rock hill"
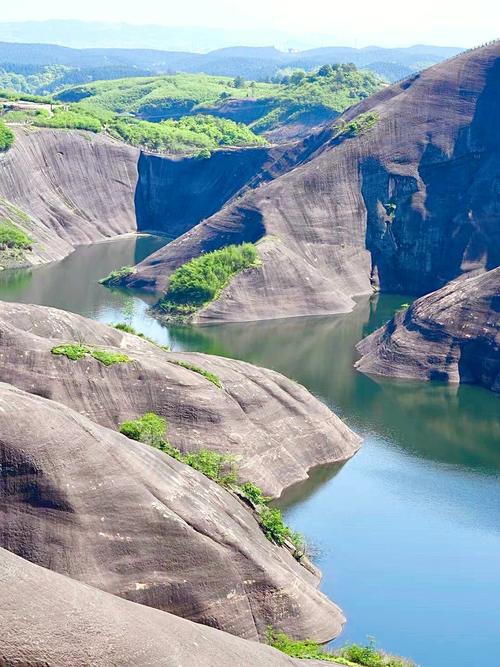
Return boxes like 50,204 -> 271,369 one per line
124,42 -> 500,323
355,268 -> 500,391
0,300 -> 360,498
0,127 -> 138,265
0,382 -> 345,643
1,547 -> 337,666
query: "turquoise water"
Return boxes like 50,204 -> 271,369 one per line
1,237 -> 498,667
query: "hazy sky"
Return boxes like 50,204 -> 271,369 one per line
2,0 -> 499,47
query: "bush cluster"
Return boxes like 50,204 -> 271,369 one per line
119,411 -> 304,554
266,630 -> 415,666
0,220 -> 32,249
99,266 -> 135,286
158,243 -> 259,317
119,412 -> 237,486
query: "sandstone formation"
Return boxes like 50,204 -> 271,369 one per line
0,127 -> 138,265
0,300 -> 360,497
0,382 -> 345,643
355,268 -> 500,391
124,43 -> 500,323
0,548 -> 341,667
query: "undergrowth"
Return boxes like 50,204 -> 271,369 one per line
119,412 -> 305,555
157,243 -> 260,318
267,630 -> 415,666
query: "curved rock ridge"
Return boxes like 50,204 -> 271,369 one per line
0,301 -> 361,498
355,268 -> 500,392
0,127 -> 139,265
124,42 -> 500,322
1,549 -> 339,667
0,382 -> 345,643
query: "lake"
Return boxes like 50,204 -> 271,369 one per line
1,235 -> 498,667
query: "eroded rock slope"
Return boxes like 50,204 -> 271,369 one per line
0,382 -> 345,643
0,300 -> 360,497
355,268 -> 500,391
1,547 -> 340,667
0,127 -> 138,265
125,43 -> 500,323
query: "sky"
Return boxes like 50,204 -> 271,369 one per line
1,0 -> 499,48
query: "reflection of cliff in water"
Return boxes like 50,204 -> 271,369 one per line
171,293 -> 500,475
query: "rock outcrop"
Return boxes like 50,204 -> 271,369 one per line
0,127 -> 138,265
1,548 -> 341,667
124,43 -> 500,323
0,300 -> 360,498
355,268 -> 500,391
0,382 -> 345,643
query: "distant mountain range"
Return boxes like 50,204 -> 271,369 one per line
0,33 -> 463,83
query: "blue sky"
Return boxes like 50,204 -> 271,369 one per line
1,0 -> 498,47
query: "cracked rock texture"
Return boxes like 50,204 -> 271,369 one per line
0,300 -> 360,498
125,43 -> 500,322
355,268 -> 500,391
0,127 -> 138,265
0,382 -> 345,644
1,548 -> 335,667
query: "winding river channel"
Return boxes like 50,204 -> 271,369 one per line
1,235 -> 498,667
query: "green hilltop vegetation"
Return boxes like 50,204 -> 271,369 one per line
56,65 -> 384,134
0,64 -> 384,153
0,98 -> 266,154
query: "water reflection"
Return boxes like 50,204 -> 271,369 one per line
0,238 -> 498,667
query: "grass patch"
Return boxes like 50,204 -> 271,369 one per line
119,412 -> 305,554
89,349 -> 131,366
167,358 -> 222,388
0,220 -> 32,249
51,343 -> 88,361
158,243 -> 259,318
99,266 -> 136,286
51,343 -> 130,366
335,111 -> 380,139
0,120 -> 14,151
267,631 -> 415,666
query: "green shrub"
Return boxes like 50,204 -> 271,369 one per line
266,630 -> 414,666
335,111 -> 380,139
119,412 -> 235,485
51,343 -> 130,366
0,120 -> 14,151
158,243 -> 259,317
259,507 -> 291,546
99,266 -> 135,286
0,221 -> 32,249
167,358 -> 222,388
240,481 -> 269,507
184,449 -> 237,486
120,412 -> 167,448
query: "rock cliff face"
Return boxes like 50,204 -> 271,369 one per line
0,382 -> 344,642
125,43 -> 500,323
1,547 -> 336,667
0,301 -> 360,498
355,268 -> 500,391
0,127 -> 138,265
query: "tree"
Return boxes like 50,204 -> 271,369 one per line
233,76 -> 245,89
290,70 -> 306,85
317,64 -> 333,77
